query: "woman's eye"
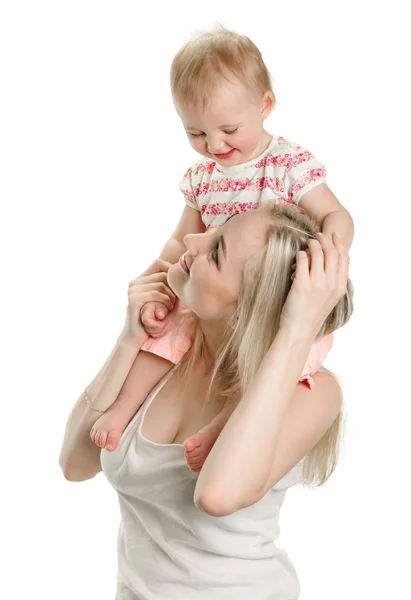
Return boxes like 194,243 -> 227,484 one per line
211,241 -> 219,265
223,128 -> 238,135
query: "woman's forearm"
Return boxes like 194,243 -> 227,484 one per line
194,323 -> 316,513
59,327 -> 142,481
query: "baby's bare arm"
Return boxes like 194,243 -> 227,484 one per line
159,206 -> 205,264
321,208 -> 354,250
299,183 -> 354,250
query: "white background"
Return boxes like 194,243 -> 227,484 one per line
1,1 -> 410,598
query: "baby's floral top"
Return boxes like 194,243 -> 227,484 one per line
180,134 -> 327,229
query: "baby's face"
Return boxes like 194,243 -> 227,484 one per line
175,77 -> 274,166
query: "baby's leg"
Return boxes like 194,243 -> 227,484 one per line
90,350 -> 173,452
184,401 -> 238,473
90,392 -> 144,452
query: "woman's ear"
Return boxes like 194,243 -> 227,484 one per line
261,91 -> 276,120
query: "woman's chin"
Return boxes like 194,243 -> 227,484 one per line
167,264 -> 186,298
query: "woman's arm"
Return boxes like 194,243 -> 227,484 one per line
59,328 -> 142,482
194,231 -> 348,517
194,326 -> 341,516
194,325 -> 320,516
59,266 -> 175,482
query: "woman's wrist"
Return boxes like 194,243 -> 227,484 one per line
279,320 -> 319,346
119,324 -> 147,350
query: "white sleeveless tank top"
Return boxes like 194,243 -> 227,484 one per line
101,368 -> 303,599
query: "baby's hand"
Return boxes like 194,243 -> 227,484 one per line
140,301 -> 170,338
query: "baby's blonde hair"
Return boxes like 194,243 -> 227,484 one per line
170,25 -> 274,108
175,204 -> 354,487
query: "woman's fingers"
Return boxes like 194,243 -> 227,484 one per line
313,232 -> 349,300
140,258 -> 172,277
140,291 -> 175,310
292,232 -> 348,288
318,232 -> 340,274
130,271 -> 169,286
294,250 -> 310,283
129,274 -> 176,301
314,232 -> 346,273
143,282 -> 175,305
129,283 -> 175,311
307,237 -> 324,277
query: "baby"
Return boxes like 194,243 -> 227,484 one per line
90,27 -> 354,471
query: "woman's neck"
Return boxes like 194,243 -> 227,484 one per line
198,317 -> 229,366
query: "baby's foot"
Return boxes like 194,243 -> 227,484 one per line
184,427 -> 218,473
90,410 -> 128,452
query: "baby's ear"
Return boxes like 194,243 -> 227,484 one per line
261,90 -> 275,119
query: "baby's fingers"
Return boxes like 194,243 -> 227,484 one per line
155,305 -> 169,320
141,306 -> 156,323
144,319 -> 168,338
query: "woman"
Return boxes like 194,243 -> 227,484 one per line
59,204 -> 352,599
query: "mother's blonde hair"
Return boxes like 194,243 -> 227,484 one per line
176,203 -> 353,487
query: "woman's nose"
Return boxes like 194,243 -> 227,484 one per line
183,232 -> 205,255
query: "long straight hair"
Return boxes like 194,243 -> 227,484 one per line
175,204 -> 353,486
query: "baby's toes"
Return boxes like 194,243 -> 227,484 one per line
99,431 -> 108,448
186,457 -> 204,473
186,456 -> 204,469
184,435 -> 202,453
184,448 -> 202,461
94,431 -> 104,448
90,426 -> 98,444
190,465 -> 202,473
105,431 -> 119,452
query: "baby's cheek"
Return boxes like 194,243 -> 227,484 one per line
191,138 -> 206,153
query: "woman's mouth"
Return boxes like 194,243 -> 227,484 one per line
179,254 -> 190,274
213,148 -> 236,160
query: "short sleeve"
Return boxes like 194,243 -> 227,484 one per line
283,143 -> 327,205
298,333 -> 334,389
179,167 -> 200,211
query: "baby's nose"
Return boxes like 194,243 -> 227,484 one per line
207,136 -> 225,153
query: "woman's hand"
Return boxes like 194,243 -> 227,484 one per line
139,260 -> 174,339
124,259 -> 176,344
280,232 -> 349,337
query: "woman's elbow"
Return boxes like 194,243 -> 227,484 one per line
59,458 -> 99,482
194,488 -> 238,517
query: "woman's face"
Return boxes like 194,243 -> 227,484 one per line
167,209 -> 267,321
